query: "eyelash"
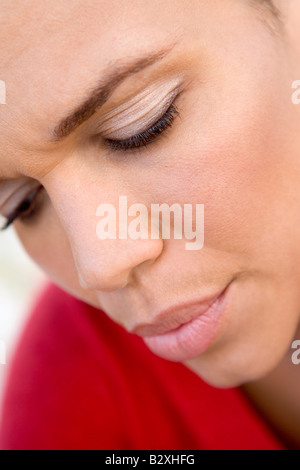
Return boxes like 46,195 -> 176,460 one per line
1,185 -> 44,231
104,103 -> 179,152
1,100 -> 180,229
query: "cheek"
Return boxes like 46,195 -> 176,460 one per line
14,200 -> 95,303
160,70 -> 300,272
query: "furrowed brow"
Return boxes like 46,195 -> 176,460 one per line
52,45 -> 175,142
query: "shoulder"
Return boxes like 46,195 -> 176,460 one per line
0,283 -> 136,449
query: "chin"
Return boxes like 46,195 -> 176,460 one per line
184,347 -> 286,389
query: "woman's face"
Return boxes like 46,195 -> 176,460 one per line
1,0 -> 300,387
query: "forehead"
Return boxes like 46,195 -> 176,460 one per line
0,1 -> 188,152
0,0 -> 186,176
0,0 -> 178,64
0,0 -> 189,92
0,0 -> 259,178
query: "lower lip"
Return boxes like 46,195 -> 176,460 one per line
143,284 -> 231,362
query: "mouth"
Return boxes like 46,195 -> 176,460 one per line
133,282 -> 232,362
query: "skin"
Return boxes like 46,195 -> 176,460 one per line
1,0 -> 300,445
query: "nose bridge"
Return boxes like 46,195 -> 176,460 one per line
47,171 -> 163,292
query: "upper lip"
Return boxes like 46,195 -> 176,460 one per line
131,286 -> 227,338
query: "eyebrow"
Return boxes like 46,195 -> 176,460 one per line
53,45 -> 175,142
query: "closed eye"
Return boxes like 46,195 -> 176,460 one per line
0,185 -> 44,230
104,102 -> 179,152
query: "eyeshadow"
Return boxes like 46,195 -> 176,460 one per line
96,79 -> 183,141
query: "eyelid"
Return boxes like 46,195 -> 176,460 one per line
97,79 -> 183,140
0,214 -> 8,230
105,103 -> 179,152
0,181 -> 41,219
0,185 -> 44,231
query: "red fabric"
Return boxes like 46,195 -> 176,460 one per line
0,283 -> 285,450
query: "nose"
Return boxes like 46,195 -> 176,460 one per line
75,237 -> 163,292
47,172 -> 163,292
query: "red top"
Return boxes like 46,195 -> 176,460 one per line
0,284 -> 284,450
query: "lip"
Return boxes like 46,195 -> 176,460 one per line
138,283 -> 232,362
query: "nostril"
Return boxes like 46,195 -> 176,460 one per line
72,237 -> 163,292
76,263 -> 131,292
